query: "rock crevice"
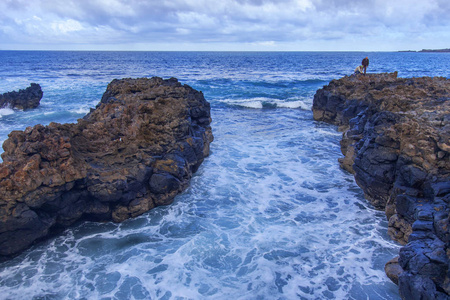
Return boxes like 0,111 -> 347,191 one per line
312,73 -> 449,299
0,77 -> 213,260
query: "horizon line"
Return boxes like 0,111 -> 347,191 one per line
0,49 -> 422,53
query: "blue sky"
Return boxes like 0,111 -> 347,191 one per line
1,0 -> 449,51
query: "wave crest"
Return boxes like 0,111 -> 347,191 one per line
219,97 -> 311,110
0,107 -> 15,117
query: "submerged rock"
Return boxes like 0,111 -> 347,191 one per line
313,73 -> 449,299
0,77 -> 213,260
0,83 -> 43,109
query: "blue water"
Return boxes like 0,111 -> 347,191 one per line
0,51 -> 449,299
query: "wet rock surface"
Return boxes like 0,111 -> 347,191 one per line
0,77 -> 213,260
0,83 -> 43,109
313,73 -> 450,299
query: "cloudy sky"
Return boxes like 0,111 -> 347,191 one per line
1,0 -> 449,51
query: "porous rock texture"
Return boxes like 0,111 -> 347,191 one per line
313,72 -> 449,299
0,83 -> 43,109
0,77 -> 213,260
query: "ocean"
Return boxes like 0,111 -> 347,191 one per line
0,51 -> 449,299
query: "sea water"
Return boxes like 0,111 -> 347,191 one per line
0,51 -> 449,300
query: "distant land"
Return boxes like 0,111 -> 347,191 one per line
399,48 -> 450,53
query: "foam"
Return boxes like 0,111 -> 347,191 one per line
226,98 -> 264,109
0,107 -> 14,117
70,107 -> 91,115
277,100 -> 310,109
219,97 -> 311,110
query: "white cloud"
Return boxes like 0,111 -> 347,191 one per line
255,41 -> 276,47
51,19 -> 83,34
0,0 -> 449,50
94,0 -> 135,16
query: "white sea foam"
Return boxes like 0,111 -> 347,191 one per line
0,106 -> 400,300
0,107 -> 14,117
225,98 -> 264,109
70,107 -> 91,115
277,100 -> 309,109
220,97 -> 311,110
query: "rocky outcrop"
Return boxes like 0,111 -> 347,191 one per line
313,73 -> 449,299
0,77 -> 213,260
0,83 -> 43,109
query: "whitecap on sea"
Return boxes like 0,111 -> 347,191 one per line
220,97 -> 311,110
0,107 -> 15,118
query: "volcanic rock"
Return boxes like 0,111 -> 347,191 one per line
0,77 -> 213,260
0,83 -> 43,109
313,73 -> 449,299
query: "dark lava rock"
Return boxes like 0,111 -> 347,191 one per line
0,83 -> 43,109
0,77 -> 213,260
312,72 -> 450,299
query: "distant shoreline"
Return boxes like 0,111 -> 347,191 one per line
399,48 -> 450,53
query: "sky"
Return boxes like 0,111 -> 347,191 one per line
0,0 -> 449,51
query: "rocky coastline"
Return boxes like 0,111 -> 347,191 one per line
419,49 -> 450,53
313,72 -> 449,299
399,49 -> 450,53
0,77 -> 213,260
0,83 -> 43,110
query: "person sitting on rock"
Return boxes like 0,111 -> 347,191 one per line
354,65 -> 364,75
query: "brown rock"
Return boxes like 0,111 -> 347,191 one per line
385,256 -> 404,285
0,77 -> 213,260
388,214 -> 412,245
